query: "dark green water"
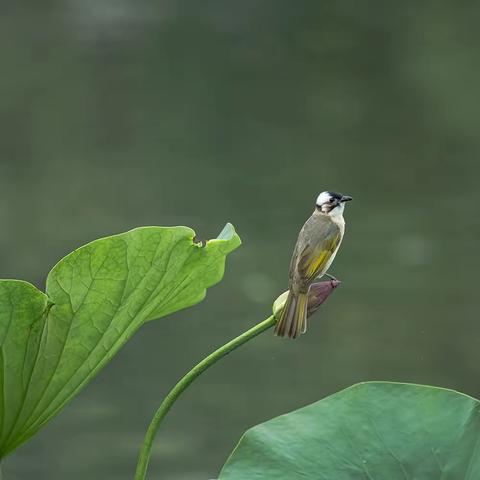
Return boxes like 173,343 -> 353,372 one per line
1,2 -> 480,478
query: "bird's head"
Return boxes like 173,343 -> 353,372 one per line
316,191 -> 353,215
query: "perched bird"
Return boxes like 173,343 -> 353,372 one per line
274,191 -> 352,338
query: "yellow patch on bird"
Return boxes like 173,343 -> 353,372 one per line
305,250 -> 331,277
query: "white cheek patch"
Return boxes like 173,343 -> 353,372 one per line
330,202 -> 345,216
316,191 -> 331,206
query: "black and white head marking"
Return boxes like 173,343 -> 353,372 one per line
315,191 -> 352,215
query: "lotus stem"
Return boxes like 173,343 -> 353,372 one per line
134,315 -> 276,480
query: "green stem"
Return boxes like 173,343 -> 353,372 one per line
134,315 -> 276,480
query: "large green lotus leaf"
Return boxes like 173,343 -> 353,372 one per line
219,382 -> 480,479
0,223 -> 240,457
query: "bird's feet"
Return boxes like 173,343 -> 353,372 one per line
321,273 -> 339,282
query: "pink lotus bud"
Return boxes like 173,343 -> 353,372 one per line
272,280 -> 341,319
306,280 -> 340,316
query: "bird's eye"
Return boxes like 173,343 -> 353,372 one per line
329,198 -> 334,203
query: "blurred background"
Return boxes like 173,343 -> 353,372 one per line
1,1 -> 479,478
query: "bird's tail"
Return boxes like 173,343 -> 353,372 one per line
274,290 -> 309,339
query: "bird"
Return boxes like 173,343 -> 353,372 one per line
274,191 -> 352,338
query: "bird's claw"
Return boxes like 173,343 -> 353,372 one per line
323,273 -> 339,282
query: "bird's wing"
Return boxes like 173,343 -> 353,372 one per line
295,216 -> 342,282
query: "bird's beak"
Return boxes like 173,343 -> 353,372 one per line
340,195 -> 353,202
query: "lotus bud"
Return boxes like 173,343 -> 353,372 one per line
272,280 -> 341,319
